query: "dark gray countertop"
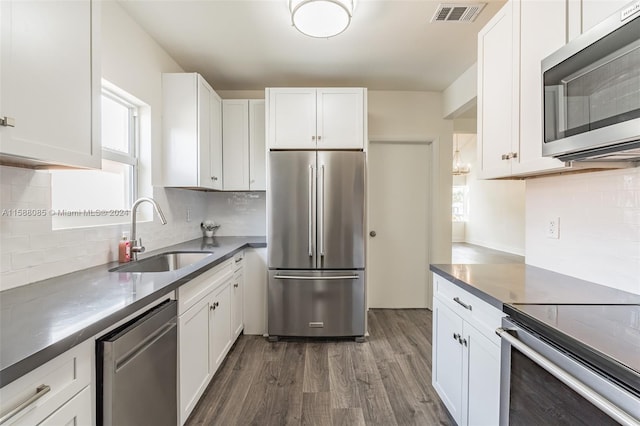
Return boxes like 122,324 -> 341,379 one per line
430,263 -> 640,310
0,236 -> 266,387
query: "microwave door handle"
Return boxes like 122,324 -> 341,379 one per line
496,328 -> 639,426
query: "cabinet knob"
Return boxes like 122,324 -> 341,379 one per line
511,152 -> 518,159
210,305 -> 215,311
369,231 -> 377,237
453,333 -> 459,340
317,135 -> 322,141
0,116 -> 15,127
215,302 -> 219,307
462,338 -> 468,347
501,154 -> 509,160
312,136 -> 316,141
211,176 -> 218,181
234,283 -> 239,288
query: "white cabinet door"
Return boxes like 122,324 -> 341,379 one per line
178,296 -> 212,424
231,269 -> 244,338
465,322 -> 501,426
209,281 -> 232,372
38,386 -> 92,426
223,100 -> 250,190
432,298 -> 464,425
0,0 -> 100,168
267,88 -> 316,149
513,0 -> 567,176
477,1 -> 517,179
249,100 -> 266,190
198,79 -> 214,189
163,73 -> 222,189
580,0 -> 629,34
210,90 -> 223,189
316,88 -> 364,149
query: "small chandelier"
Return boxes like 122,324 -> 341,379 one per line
289,0 -> 356,38
452,139 -> 470,176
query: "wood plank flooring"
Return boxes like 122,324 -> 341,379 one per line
186,309 -> 453,426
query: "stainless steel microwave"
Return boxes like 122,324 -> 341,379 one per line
541,1 -> 640,162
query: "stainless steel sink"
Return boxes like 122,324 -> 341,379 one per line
110,251 -> 213,273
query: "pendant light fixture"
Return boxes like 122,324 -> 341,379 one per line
289,0 -> 356,38
452,138 -> 470,176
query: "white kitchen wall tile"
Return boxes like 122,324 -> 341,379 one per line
0,235 -> 29,252
526,168 -> 640,295
1,254 -> 11,273
0,270 -> 29,291
11,250 -> 45,270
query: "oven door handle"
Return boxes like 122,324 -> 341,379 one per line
496,328 -> 639,426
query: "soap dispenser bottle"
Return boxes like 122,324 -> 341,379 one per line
118,232 -> 131,263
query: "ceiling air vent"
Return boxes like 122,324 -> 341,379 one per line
431,3 -> 487,23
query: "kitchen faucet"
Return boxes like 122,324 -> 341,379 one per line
130,197 -> 168,260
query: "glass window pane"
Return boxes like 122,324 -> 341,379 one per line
102,95 -> 130,153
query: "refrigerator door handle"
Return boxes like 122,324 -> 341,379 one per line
319,164 -> 325,256
308,164 -> 314,257
273,275 -> 360,280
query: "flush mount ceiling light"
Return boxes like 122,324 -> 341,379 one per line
289,0 -> 356,38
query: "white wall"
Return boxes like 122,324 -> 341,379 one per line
526,168 -> 640,295
460,135 -> 526,255
442,63 -> 477,119
368,91 -> 453,265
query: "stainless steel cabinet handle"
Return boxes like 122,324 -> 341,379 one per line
0,116 -> 15,127
0,384 -> 51,425
273,275 -> 360,280
496,328 -> 639,426
319,164 -> 325,257
453,297 -> 472,311
308,165 -> 314,257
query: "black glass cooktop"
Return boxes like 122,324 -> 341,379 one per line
504,304 -> 640,395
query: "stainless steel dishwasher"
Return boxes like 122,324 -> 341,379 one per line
97,299 -> 177,426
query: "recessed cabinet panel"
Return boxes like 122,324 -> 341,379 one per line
0,0 -> 100,168
316,89 -> 364,149
477,1 -> 515,179
268,89 -> 316,149
222,100 -> 250,190
249,100 -> 266,190
210,282 -> 232,371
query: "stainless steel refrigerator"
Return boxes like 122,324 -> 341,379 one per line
268,150 -> 365,340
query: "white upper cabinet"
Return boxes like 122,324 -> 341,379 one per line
222,99 -> 266,191
222,100 -> 250,190
163,73 -> 222,189
0,0 -> 100,168
267,88 -> 365,150
477,0 -> 580,179
249,100 -> 266,190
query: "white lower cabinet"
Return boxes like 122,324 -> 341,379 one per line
231,251 -> 245,339
432,273 -> 504,426
0,340 -> 92,426
177,258 -> 238,425
38,385 -> 91,426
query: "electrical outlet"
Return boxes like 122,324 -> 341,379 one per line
547,217 -> 560,239
186,207 -> 192,222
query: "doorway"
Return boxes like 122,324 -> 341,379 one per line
367,141 -> 432,308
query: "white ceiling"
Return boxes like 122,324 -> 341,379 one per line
118,0 -> 506,92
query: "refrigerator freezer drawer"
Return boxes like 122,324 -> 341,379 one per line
268,270 -> 365,337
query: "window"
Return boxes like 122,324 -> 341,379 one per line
452,185 -> 469,222
51,85 -> 140,229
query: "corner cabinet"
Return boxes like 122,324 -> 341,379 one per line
0,0 -> 100,168
222,100 -> 266,191
163,73 -> 223,189
477,0 -> 572,179
266,88 -> 366,150
432,273 -> 504,426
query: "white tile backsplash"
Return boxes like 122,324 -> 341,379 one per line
0,165 -> 267,291
526,168 -> 640,295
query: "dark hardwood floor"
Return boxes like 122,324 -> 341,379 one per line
186,309 -> 453,426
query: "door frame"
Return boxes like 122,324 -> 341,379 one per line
366,137 -> 438,311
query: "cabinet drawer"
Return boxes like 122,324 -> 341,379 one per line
178,259 -> 234,314
433,273 -> 505,346
0,339 -> 92,426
